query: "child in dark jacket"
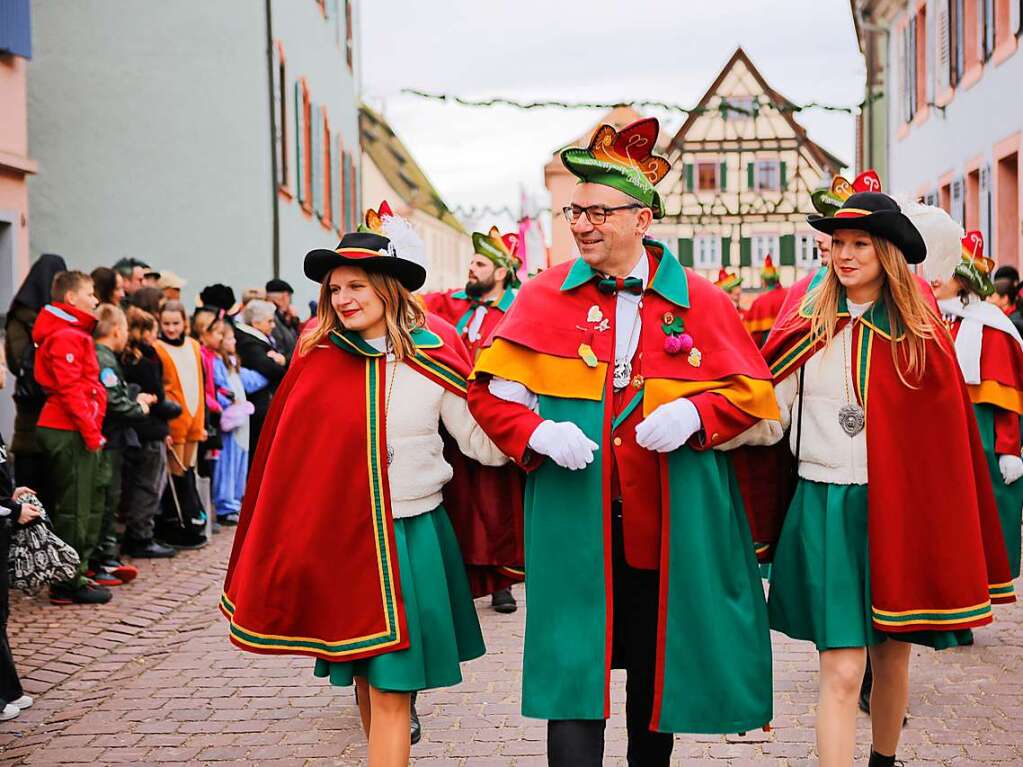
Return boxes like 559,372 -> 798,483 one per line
91,305 -> 155,586
120,308 -> 178,558
33,271 -> 110,606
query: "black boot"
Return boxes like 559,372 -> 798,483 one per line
410,691 -> 422,745
868,750 -> 903,767
491,587 -> 517,614
859,657 -> 873,714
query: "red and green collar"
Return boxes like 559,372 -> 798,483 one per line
558,238 -> 689,309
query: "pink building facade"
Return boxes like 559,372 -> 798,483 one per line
0,2 -> 34,309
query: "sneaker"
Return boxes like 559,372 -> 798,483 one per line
49,581 -> 113,605
102,561 -> 139,584
85,566 -> 125,587
218,513 -> 240,526
9,696 -> 32,710
155,526 -> 208,550
491,587 -> 518,614
124,539 -> 176,558
0,704 -> 18,721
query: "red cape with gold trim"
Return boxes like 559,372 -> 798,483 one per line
221,317 -> 514,661
739,272 -> 1015,635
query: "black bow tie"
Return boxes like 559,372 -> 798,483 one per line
597,276 -> 643,295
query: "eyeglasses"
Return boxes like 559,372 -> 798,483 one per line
562,204 -> 642,226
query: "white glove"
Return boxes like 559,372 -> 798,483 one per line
528,420 -> 599,471
635,398 -> 701,453
999,454 -> 1023,485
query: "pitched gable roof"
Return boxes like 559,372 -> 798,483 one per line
670,47 -> 845,173
359,104 -> 465,234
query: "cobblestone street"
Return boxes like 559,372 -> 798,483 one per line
2,528 -> 1022,766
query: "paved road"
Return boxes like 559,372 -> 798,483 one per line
3,528 -> 1022,765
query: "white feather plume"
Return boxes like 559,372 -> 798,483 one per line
380,214 -> 428,272
895,195 -> 964,283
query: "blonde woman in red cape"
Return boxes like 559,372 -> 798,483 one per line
730,187 -> 1014,767
221,210 -> 507,766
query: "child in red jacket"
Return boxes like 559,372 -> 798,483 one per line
32,270 -> 110,605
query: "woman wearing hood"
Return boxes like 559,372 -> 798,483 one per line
4,253 -> 68,494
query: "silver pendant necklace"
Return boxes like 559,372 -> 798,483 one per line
839,325 -> 865,437
384,352 -> 398,465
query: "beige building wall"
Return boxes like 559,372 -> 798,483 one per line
361,154 -> 471,292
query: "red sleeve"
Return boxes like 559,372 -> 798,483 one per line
993,406 -> 1022,456
688,391 -> 761,451
467,376 -> 544,471
41,334 -> 105,450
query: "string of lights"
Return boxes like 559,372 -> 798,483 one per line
401,89 -> 879,116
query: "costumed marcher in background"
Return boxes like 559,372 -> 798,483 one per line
469,117 -> 776,767
416,208 -> 526,614
990,270 -> 1023,337
4,253 -> 68,501
730,189 -> 1015,767
266,279 -> 301,361
0,344 -> 41,721
930,229 -> 1023,578
714,267 -> 743,314
120,308 -> 177,559
744,255 -> 788,346
211,322 -> 266,525
223,212 -> 507,767
234,299 -> 287,460
423,218 -> 521,360
155,301 -> 208,550
90,304 -> 152,587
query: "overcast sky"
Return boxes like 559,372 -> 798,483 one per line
360,0 -> 865,232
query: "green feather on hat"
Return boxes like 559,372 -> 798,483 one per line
472,227 -> 522,288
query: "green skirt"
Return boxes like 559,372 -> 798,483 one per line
768,480 -> 973,651
313,506 -> 485,692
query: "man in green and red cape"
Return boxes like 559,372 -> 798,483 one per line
423,226 -> 521,360
467,117 -> 777,766
743,255 -> 787,346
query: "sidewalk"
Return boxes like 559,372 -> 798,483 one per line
3,528 -> 1022,765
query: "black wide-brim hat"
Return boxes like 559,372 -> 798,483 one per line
304,232 -> 427,291
808,191 -> 927,264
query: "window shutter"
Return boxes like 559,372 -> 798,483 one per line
925,9 -> 936,105
984,0 -> 995,59
294,83 -> 304,203
779,234 -> 795,266
332,134 -> 342,229
311,105 -> 321,215
721,236 -> 732,267
685,164 -> 694,192
0,0 -> 32,58
677,237 -> 694,266
937,0 -> 951,91
352,160 -> 360,222
1013,0 -> 1022,35
740,237 -> 752,267
342,153 -> 352,230
979,163 -> 992,250
779,161 -> 788,190
747,163 -> 755,190
952,175 -> 965,223
719,161 -> 727,191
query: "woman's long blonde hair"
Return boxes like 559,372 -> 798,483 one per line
803,235 -> 944,386
298,268 -> 427,359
